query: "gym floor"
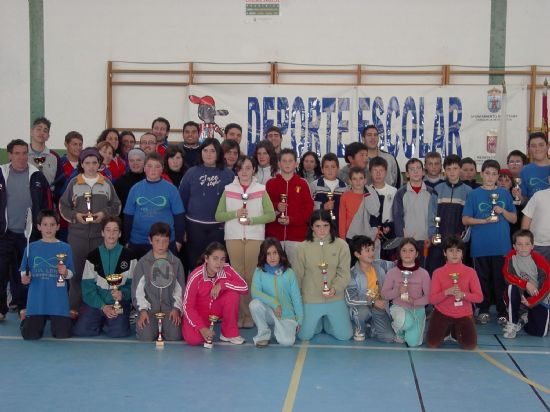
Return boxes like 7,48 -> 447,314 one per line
1,312 -> 549,412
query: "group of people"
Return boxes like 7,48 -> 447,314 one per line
1,115 -> 549,350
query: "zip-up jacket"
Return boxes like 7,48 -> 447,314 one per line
503,249 -> 550,307
431,180 -> 471,238
345,259 -> 395,314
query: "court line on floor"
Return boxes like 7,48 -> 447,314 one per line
406,350 -> 426,412
282,341 -> 309,412
1,334 -> 549,355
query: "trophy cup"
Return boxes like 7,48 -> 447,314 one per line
449,273 -> 463,306
366,287 -> 380,305
513,178 -> 522,205
319,261 -> 331,296
239,193 -> 249,224
326,192 -> 336,221
488,193 -> 499,222
55,253 -> 67,287
105,273 -> 124,314
280,194 -> 288,219
83,192 -> 94,223
400,270 -> 412,301
203,314 -> 221,349
34,156 -> 46,171
433,216 -> 442,245
155,312 -> 165,348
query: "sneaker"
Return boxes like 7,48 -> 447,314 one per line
477,313 -> 490,325
497,316 -> 507,326
255,340 -> 269,348
393,335 -> 405,344
220,334 -> 245,345
444,334 -> 458,343
519,312 -> 528,327
353,330 -> 366,342
503,322 -> 521,339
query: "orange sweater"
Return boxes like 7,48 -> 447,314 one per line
338,191 -> 364,239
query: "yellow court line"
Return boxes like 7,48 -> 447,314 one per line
282,341 -> 309,412
477,349 -> 550,394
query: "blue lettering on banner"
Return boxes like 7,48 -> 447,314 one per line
247,97 -> 261,155
357,97 -> 371,141
402,96 -> 417,159
323,98 -> 336,155
263,97 -> 275,136
277,97 -> 289,136
432,97 -> 445,154
372,97 -> 385,151
385,96 -> 400,157
308,98 -> 321,155
337,98 -> 350,158
418,96 -> 429,157
448,97 -> 462,156
291,97 -> 306,157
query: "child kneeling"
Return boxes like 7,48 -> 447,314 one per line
131,223 -> 185,341
182,242 -> 248,346
345,236 -> 396,342
20,210 -> 75,340
502,230 -> 550,338
249,238 -> 303,347
426,236 -> 483,350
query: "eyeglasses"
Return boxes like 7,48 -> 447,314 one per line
508,160 -> 523,165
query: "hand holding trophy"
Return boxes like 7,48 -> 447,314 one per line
83,192 -> 94,223
400,270 -> 412,301
55,253 -> 67,287
105,273 -> 124,314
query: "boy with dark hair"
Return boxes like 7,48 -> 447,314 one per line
310,153 -> 347,233
460,157 -> 480,189
520,132 -> 550,201
424,152 -> 444,189
345,235 -> 395,342
73,217 -> 137,338
337,142 -> 369,184
427,154 -> 472,272
19,209 -> 74,339
131,222 -> 185,341
392,158 -> 437,266
28,117 -> 64,194
462,159 -> 517,325
265,126 -> 283,154
427,235 -> 483,350
266,149 -> 314,266
224,123 -> 242,144
502,229 -> 550,338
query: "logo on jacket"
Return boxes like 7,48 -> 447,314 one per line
120,261 -> 128,270
295,186 -> 301,193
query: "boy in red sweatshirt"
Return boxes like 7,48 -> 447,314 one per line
266,149 -> 314,266
427,235 -> 483,350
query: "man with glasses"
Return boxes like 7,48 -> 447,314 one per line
139,133 -> 157,155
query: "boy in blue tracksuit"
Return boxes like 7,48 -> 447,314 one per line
345,235 -> 395,342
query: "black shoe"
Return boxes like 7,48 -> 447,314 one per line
8,304 -> 18,312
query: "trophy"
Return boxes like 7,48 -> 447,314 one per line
449,273 -> 463,306
488,193 -> 499,222
513,178 -> 522,205
155,312 -> 166,348
326,192 -> 336,221
433,216 -> 442,245
55,253 -> 67,287
400,270 -> 412,301
366,287 -> 380,304
105,273 -> 124,314
239,193 -> 249,224
83,192 -> 94,223
280,194 -> 288,219
319,261 -> 331,296
203,314 -> 221,349
34,156 -> 46,171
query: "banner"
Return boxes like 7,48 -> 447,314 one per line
186,84 -> 528,168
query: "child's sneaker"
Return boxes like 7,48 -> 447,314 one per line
220,334 -> 245,345
503,322 -> 521,339
497,316 -> 507,326
353,329 -> 366,342
477,313 -> 490,324
519,312 -> 528,327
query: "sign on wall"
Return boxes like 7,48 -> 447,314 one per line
185,84 -> 528,168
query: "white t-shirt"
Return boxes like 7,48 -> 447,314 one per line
522,188 -> 550,246
370,184 -> 397,224
324,178 -> 339,192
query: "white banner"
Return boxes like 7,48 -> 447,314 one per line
186,84 -> 528,168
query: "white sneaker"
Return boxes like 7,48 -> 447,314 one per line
503,322 -> 521,339
353,330 -> 366,342
220,334 -> 245,345
444,334 -> 458,343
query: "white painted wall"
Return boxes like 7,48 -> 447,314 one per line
1,0 -> 548,150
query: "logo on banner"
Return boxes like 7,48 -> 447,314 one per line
487,87 -> 502,113
188,95 -> 228,143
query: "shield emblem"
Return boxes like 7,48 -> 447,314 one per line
487,87 -> 502,113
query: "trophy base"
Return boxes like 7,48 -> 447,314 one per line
454,301 -> 463,307
85,217 -> 94,223
330,215 -> 336,221
114,307 -> 123,315
56,280 -> 65,288
238,217 -> 248,224
156,340 -> 165,348
400,293 -> 409,301
432,238 -> 441,245
487,215 -> 498,223
203,342 -> 213,349
513,200 -> 521,206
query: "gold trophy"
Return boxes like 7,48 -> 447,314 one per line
366,287 -> 380,304
105,274 -> 124,314
400,270 -> 412,301
326,192 -> 336,220
319,261 -> 331,296
239,193 -> 249,224
55,253 -> 67,287
433,216 -> 442,245
513,178 -> 522,205
203,314 -> 221,349
155,312 -> 165,348
83,192 -> 94,223
488,193 -> 499,222
449,273 -> 463,306
34,156 -> 46,171
280,194 -> 288,219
